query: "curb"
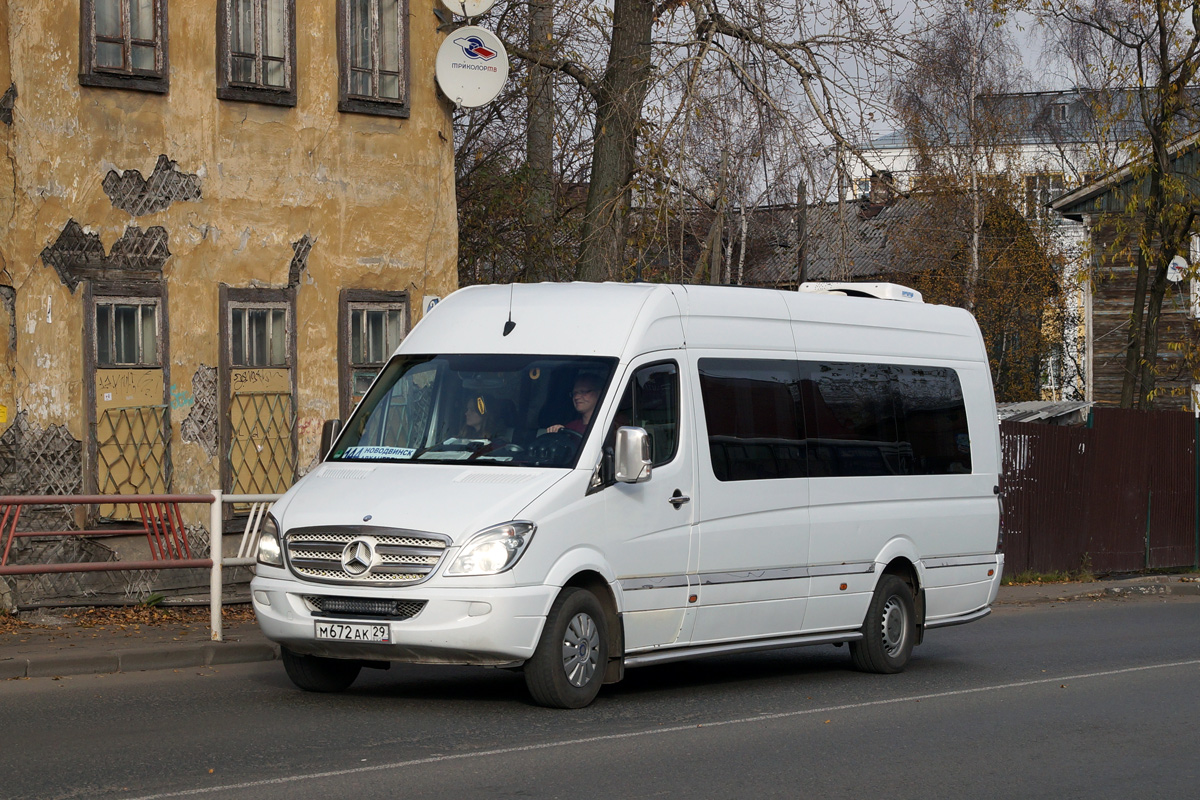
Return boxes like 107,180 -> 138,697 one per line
995,575 -> 1200,606
1,641 -> 280,680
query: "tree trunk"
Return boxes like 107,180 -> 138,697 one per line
1120,218 -> 1154,409
576,0 -> 655,281
525,0 -> 555,280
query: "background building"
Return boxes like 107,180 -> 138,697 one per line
0,1 -> 458,533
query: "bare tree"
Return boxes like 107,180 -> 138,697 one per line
892,0 -> 1028,310
493,0 -> 914,281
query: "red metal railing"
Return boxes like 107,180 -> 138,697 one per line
0,494 -> 217,575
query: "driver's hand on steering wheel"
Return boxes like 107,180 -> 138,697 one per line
546,424 -> 564,433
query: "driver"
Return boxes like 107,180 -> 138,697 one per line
547,374 -> 601,434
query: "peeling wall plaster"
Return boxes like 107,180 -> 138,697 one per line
103,155 -> 201,217
180,365 -> 218,458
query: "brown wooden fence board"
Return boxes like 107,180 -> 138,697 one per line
1000,408 -> 1199,574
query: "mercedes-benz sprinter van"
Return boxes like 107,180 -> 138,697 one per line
251,282 -> 1003,708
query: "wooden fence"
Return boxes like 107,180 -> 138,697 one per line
1001,408 -> 1200,574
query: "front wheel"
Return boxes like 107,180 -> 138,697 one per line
524,587 -> 609,708
281,647 -> 362,692
849,574 -> 916,674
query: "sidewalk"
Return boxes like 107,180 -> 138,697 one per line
3,573 -> 1199,681
0,605 -> 278,680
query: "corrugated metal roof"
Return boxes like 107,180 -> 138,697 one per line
864,88 -> 1197,151
997,400 -> 1093,424
741,194 -> 965,286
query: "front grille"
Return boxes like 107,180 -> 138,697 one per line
285,526 -> 451,586
305,595 -> 428,620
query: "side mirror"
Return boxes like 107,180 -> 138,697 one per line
614,426 -> 652,484
319,419 -> 343,461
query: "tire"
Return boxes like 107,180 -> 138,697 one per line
850,574 -> 916,674
524,587 -> 609,709
281,647 -> 362,692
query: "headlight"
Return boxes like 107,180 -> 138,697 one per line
257,515 -> 283,567
444,521 -> 536,576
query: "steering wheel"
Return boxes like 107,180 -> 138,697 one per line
528,429 -> 583,466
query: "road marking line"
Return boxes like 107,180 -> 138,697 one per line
124,658 -> 1200,800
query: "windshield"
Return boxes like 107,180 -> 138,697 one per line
330,354 -> 618,468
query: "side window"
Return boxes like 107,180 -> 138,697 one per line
799,361 -> 971,476
337,0 -> 410,118
799,361 -> 904,477
697,358 -> 805,481
218,0 -> 297,106
95,298 -> 161,366
80,0 -> 169,93
612,362 -> 680,466
893,366 -> 971,474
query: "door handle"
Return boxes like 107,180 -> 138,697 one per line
669,490 -> 690,509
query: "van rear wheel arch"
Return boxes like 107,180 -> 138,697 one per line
880,557 -> 925,640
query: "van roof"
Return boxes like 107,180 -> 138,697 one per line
401,282 -> 983,363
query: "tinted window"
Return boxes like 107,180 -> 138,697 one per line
699,358 -> 971,481
893,365 -> 972,474
800,361 -> 970,477
698,359 -> 806,481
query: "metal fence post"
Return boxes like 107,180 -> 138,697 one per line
210,490 -> 223,642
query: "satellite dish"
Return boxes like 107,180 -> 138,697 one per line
443,0 -> 497,17
435,26 -> 509,108
1168,255 -> 1188,283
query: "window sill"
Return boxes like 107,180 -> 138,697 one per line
218,86 -> 297,107
80,72 -> 169,94
338,97 -> 410,119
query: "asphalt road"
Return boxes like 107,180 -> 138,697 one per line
4,595 -> 1199,800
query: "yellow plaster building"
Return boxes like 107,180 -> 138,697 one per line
0,0 -> 457,525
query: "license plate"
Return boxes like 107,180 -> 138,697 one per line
314,621 -> 390,643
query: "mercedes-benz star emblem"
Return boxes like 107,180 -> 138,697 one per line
341,538 -> 375,577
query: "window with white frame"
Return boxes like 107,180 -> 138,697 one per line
1023,173 -> 1065,218
80,0 -> 169,93
337,0 -> 409,117
95,298 -> 161,367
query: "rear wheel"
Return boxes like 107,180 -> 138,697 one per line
281,647 -> 362,692
850,574 -> 916,674
524,587 -> 608,708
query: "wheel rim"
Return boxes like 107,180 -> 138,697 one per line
561,612 -> 600,687
880,596 -> 908,658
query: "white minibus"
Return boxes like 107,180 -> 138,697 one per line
251,282 -> 1003,708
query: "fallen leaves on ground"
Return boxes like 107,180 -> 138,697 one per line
0,604 -> 254,634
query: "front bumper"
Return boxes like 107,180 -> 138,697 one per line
250,574 -> 558,666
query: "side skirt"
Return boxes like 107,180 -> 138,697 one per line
923,606 -> 991,630
623,630 -> 864,669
